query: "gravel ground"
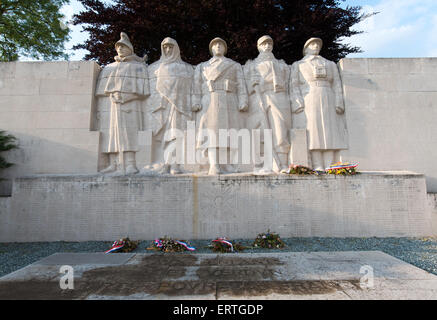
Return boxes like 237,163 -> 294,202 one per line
1,237 -> 436,278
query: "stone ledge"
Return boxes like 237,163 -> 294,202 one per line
1,171 -> 432,241
14,171 -> 424,181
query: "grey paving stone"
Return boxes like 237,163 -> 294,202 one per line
1,251 -> 436,300
33,253 -> 136,266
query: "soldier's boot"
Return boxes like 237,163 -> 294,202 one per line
158,164 -> 171,174
223,165 -> 238,173
125,152 -> 139,175
208,148 -> 221,175
311,151 -> 324,172
209,164 -> 221,175
278,152 -> 289,173
323,150 -> 335,170
170,164 -> 183,175
253,152 -> 274,174
222,149 -> 239,173
100,153 -> 117,174
254,165 -> 274,175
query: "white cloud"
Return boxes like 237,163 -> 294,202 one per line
344,0 -> 437,57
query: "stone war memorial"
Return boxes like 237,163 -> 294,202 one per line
2,27 -> 437,301
3,0 -> 437,302
0,32 -> 436,243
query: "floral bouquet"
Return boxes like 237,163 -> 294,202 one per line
148,237 -> 196,253
105,237 -> 139,254
210,237 -> 245,253
286,164 -> 317,175
253,230 -> 286,249
325,162 -> 359,175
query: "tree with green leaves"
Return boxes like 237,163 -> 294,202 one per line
0,0 -> 71,61
0,130 -> 18,170
73,0 -> 373,66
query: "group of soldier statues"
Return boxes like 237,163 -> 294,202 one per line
95,32 -> 349,175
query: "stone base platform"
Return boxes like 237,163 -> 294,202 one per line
1,251 -> 437,300
0,172 -> 434,242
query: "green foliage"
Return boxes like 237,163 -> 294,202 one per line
0,0 -> 71,61
253,230 -> 286,249
286,164 -> 317,175
0,130 -> 18,169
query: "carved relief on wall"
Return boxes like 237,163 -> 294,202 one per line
95,34 -> 348,175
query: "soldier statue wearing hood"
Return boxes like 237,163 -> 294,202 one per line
96,32 -> 149,175
145,37 -> 194,174
244,35 -> 292,173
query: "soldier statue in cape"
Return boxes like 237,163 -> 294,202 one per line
96,32 -> 149,175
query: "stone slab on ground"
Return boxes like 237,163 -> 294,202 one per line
35,253 -> 135,266
1,251 -> 436,300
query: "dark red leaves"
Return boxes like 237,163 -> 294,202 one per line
73,0 -> 368,66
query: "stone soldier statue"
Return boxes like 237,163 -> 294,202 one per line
192,37 -> 249,175
96,32 -> 149,174
146,37 -> 194,174
290,37 -> 348,171
244,35 -> 292,173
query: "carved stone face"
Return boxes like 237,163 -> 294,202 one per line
305,41 -> 321,56
163,44 -> 174,57
258,40 -> 273,53
116,44 -> 132,58
211,41 -> 225,56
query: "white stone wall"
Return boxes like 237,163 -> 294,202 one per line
339,58 -> 437,192
0,197 -> 10,226
0,173 -> 433,242
1,58 -> 437,194
0,61 -> 101,195
428,193 -> 437,235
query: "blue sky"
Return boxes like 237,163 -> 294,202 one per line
61,0 -> 437,61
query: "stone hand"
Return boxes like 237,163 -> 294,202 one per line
192,104 -> 202,112
110,92 -> 123,103
239,104 -> 249,112
336,107 -> 345,114
294,106 -> 305,114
